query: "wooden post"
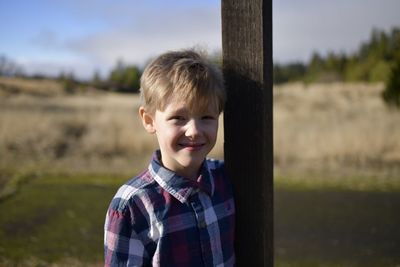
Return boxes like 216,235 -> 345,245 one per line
221,0 -> 273,266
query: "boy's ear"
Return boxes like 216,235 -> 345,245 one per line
139,106 -> 156,134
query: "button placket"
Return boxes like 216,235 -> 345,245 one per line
190,200 -> 206,229
189,194 -> 214,266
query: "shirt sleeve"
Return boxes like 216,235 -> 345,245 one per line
104,204 -> 150,267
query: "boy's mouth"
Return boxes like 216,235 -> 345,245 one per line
179,142 -> 205,151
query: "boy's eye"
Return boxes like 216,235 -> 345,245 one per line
169,116 -> 185,121
202,115 -> 217,120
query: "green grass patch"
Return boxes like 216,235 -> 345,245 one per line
275,175 -> 400,267
0,172 -> 128,265
275,173 -> 400,192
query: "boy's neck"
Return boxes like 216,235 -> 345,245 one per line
169,164 -> 201,181
159,157 -> 202,181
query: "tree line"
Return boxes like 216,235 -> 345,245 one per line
274,27 -> 400,85
48,59 -> 142,94
0,56 -> 142,94
273,27 -> 400,108
2,27 -> 398,88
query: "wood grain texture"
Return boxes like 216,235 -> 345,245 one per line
222,0 -> 273,266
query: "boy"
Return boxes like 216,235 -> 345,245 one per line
104,49 -> 235,266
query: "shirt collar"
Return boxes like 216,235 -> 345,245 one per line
148,150 -> 214,203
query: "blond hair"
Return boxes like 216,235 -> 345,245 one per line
140,49 -> 226,114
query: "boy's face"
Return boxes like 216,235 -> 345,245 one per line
140,99 -> 219,179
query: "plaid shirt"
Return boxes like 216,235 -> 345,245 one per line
104,151 -> 235,266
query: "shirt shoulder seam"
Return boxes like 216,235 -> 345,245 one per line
113,171 -> 156,212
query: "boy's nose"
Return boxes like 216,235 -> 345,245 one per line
185,119 -> 201,138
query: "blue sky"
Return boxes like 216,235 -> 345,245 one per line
1,0 -> 399,79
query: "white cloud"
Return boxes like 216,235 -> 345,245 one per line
273,0 -> 400,63
16,56 -> 94,79
15,3 -> 221,79
60,0 -> 400,70
62,4 -> 222,77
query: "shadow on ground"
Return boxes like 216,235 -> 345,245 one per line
275,188 -> 400,266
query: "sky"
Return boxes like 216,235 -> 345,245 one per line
1,0 -> 399,80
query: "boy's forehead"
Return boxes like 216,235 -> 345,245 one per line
163,100 -> 187,112
162,98 -> 218,114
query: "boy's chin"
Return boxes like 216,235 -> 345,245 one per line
179,151 -> 208,162
178,156 -> 206,169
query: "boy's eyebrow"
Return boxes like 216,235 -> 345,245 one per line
167,106 -> 218,116
166,106 -> 188,114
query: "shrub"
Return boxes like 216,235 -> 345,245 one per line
382,61 -> 400,108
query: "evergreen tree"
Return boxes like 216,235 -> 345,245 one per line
382,61 -> 400,108
108,60 -> 141,93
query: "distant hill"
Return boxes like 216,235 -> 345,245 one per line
0,77 -> 65,97
0,77 -> 105,97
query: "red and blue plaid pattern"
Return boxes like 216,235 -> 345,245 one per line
104,151 -> 235,266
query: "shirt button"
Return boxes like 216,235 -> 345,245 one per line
198,221 -> 207,228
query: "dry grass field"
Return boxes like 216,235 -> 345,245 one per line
1,77 -> 399,177
0,77 -> 224,175
0,77 -> 65,97
274,82 -> 400,178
